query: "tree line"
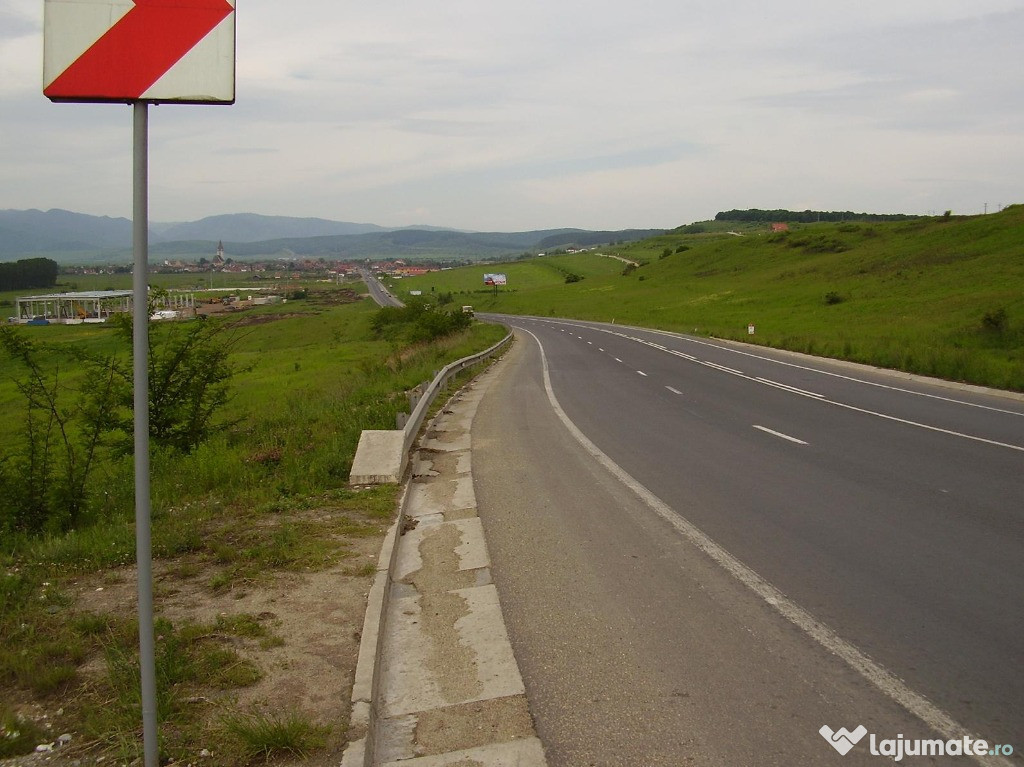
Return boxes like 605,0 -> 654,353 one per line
715,209 -> 920,224
0,258 -> 60,291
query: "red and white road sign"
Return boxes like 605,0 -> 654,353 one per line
43,0 -> 235,104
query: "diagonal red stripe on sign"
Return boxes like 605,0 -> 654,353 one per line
45,0 -> 233,101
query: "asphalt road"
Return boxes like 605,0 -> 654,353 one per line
472,316 -> 1023,766
359,267 -> 403,307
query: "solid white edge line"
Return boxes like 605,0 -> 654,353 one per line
518,326 -> 1012,767
753,425 -> 808,445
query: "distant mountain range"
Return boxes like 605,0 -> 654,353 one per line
0,209 -> 663,264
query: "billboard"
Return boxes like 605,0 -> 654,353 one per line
483,273 -> 507,286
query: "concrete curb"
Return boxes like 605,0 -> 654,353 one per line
342,485 -> 404,767
342,343 -> 543,767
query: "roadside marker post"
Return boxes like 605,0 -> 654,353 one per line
43,4 -> 236,765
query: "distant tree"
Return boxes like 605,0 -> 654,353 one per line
715,209 -> 919,224
0,258 -> 59,291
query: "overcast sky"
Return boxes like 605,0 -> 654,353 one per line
2,0 -> 1022,231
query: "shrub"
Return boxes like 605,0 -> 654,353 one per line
371,302 -> 471,344
222,711 -> 327,762
981,308 -> 1008,334
824,291 -> 845,305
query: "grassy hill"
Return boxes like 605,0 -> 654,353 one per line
388,207 -> 1024,391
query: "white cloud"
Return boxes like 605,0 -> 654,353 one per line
1,0 -> 1021,227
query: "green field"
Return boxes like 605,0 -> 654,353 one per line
389,207 -> 1024,391
0,290 -> 505,763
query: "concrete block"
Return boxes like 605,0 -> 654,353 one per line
350,430 -> 406,484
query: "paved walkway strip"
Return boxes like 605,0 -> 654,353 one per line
344,363 -> 547,767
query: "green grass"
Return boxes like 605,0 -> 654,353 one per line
221,710 -> 329,763
1,704 -> 49,758
391,207 -> 1024,391
0,289 -> 506,761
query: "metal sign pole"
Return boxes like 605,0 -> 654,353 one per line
132,100 -> 159,767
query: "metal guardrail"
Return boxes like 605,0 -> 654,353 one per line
348,325 -> 513,485
400,329 -> 513,456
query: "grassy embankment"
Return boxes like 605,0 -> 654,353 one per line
0,288 -> 505,763
389,207 -> 1024,391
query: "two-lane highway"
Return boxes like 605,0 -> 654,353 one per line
359,267 -> 403,307
472,315 -> 1023,765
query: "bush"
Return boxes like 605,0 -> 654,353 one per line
981,308 -> 1008,334
107,317 -> 248,454
824,291 -> 845,305
371,302 -> 471,344
564,273 -> 583,284
0,318 -> 246,535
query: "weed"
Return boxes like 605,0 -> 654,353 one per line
222,710 -> 328,763
0,704 -> 48,758
214,613 -> 274,641
209,568 -> 235,592
981,307 -> 1008,334
344,562 -> 377,578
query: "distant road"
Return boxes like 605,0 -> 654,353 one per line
473,314 -> 1023,766
358,267 -> 403,307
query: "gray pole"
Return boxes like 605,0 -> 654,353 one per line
132,100 -> 159,767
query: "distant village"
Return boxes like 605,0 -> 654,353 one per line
59,242 -> 463,281
9,242 -> 473,325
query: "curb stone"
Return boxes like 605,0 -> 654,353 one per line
342,355 -> 546,767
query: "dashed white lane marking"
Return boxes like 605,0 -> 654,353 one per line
666,386 -> 683,395
704,361 -> 743,375
756,377 -> 824,399
534,320 -> 1024,454
637,370 -> 648,377
753,425 -> 808,445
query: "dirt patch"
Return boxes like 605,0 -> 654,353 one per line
413,696 -> 534,757
230,312 -> 317,327
0,501 -> 393,767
